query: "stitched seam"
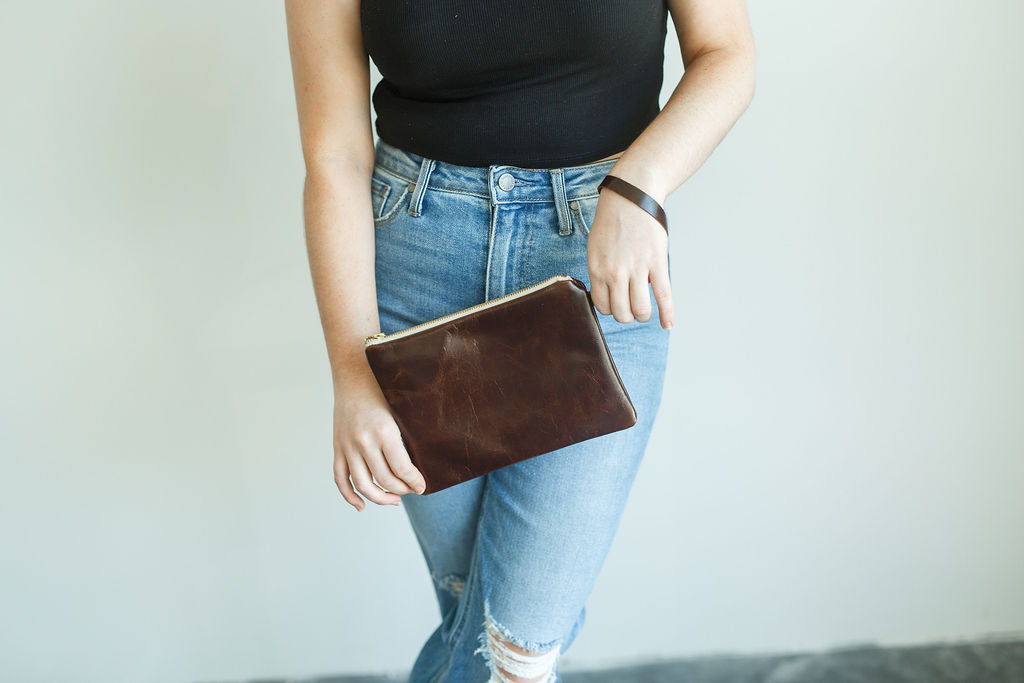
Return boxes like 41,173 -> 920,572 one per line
370,180 -> 391,221
569,203 -> 590,237
522,203 -> 534,286
375,164 -> 604,203
374,187 -> 410,226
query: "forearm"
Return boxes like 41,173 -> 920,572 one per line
609,47 -> 757,205
302,158 -> 379,388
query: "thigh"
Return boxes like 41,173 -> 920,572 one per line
402,476 -> 485,624
371,161 -> 491,335
371,151 -> 495,613
472,197 -> 673,643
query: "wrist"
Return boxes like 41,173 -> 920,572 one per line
598,173 -> 670,233
330,347 -> 374,389
605,159 -> 669,205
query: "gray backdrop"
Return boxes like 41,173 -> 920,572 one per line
1,1 -> 1021,681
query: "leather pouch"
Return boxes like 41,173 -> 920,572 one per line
364,274 -> 636,495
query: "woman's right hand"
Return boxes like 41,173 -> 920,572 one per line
332,369 -> 427,510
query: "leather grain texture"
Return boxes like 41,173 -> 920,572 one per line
365,276 -> 636,494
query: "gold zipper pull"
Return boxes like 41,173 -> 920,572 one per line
365,332 -> 387,345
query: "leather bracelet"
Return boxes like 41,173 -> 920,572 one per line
597,174 -> 668,233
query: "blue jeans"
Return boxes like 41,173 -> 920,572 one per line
370,137 -> 672,683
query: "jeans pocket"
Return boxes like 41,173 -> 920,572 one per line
371,166 -> 413,228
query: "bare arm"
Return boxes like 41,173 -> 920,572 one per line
613,0 -> 757,204
285,0 -> 426,509
285,0 -> 377,386
587,0 -> 757,328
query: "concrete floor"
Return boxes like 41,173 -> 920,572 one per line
215,633 -> 1024,683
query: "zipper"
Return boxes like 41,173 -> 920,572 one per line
364,274 -> 574,347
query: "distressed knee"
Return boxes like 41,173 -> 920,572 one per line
473,607 -> 561,683
485,630 -> 558,683
437,573 -> 465,598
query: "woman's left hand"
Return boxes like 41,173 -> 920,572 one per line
586,190 -> 674,330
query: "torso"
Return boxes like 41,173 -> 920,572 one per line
361,1 -> 668,168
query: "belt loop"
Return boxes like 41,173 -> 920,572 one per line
550,169 -> 573,235
408,157 -> 436,217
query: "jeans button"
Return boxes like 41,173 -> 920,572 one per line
497,173 -> 515,191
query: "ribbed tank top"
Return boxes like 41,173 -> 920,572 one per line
360,1 -> 669,168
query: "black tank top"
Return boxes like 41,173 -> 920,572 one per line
360,1 -> 668,168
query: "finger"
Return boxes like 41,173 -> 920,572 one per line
630,272 -> 653,323
333,453 -> 365,511
588,267 -> 611,316
363,446 -> 414,495
608,270 -> 635,323
381,430 -> 427,493
347,451 -> 401,506
649,262 -> 674,330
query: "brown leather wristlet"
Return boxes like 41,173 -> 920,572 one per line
597,174 -> 669,233
364,274 -> 636,494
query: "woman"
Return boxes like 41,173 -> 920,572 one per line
285,1 -> 755,681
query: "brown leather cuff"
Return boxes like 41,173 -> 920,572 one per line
597,174 -> 669,233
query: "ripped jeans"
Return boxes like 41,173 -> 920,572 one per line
370,136 -> 672,682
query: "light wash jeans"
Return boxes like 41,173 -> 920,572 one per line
370,137 -> 672,683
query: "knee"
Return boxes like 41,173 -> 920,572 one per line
437,573 -> 466,598
473,605 -> 561,683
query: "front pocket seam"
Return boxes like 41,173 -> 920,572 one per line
371,180 -> 390,219
374,187 -> 411,227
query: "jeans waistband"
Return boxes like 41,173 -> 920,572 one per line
373,137 -> 622,208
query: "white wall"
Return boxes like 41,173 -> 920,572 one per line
1,2 -> 1021,681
